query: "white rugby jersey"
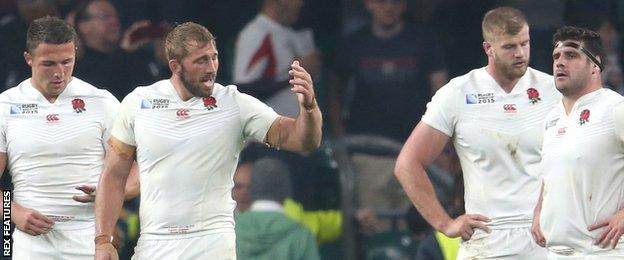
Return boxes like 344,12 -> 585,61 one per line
422,67 -> 560,228
112,80 -> 278,239
0,77 -> 119,229
541,88 -> 624,254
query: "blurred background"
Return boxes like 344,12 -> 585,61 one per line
2,0 -> 624,259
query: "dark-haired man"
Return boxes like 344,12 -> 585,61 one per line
532,26 -> 624,259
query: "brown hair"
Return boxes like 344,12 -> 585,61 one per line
26,16 -> 77,53
482,7 -> 527,42
165,22 -> 216,61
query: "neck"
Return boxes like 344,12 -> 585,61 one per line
371,21 -> 404,39
485,64 -> 520,93
562,79 -> 602,115
170,76 -> 193,101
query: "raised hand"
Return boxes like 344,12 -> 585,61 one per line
288,60 -> 316,111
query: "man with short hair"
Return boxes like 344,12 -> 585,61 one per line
532,26 -> 624,258
94,22 -> 322,259
395,7 -> 560,258
0,16 -> 120,259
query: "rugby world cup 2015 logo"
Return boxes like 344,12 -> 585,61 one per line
72,98 -> 86,113
203,96 -> 217,110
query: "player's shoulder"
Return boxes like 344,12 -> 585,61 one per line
438,67 -> 486,95
215,83 -> 244,102
125,80 -> 170,99
599,88 -> 624,107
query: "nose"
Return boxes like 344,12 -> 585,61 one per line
206,59 -> 217,72
52,64 -> 64,78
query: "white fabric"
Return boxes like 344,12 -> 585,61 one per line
132,232 -> 236,260
422,67 -> 560,228
457,227 -> 547,259
12,218 -> 95,259
112,80 -> 278,240
0,77 -> 118,229
541,88 -> 624,255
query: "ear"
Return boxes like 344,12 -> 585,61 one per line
169,59 -> 180,75
24,51 -> 33,67
483,41 -> 493,57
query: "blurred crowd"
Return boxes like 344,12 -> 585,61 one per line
2,0 -> 624,259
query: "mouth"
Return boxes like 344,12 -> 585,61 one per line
50,80 -> 64,87
555,71 -> 568,79
513,61 -> 527,68
201,74 -> 216,87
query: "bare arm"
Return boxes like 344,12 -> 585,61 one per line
531,182 -> 546,247
265,61 -> 322,153
95,137 -> 134,260
395,122 -> 490,240
123,162 -> 140,200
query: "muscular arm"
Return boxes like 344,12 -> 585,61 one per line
531,182 -> 546,247
395,122 -> 452,230
395,122 -> 490,239
95,137 -> 135,239
265,61 -> 322,153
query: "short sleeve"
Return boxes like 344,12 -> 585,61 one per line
101,91 -> 121,150
111,92 -> 139,146
235,89 -> 279,142
420,84 -> 458,137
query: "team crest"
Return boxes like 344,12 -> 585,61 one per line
527,87 -> 541,104
579,109 -> 590,125
72,98 -> 86,113
203,96 -> 217,110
